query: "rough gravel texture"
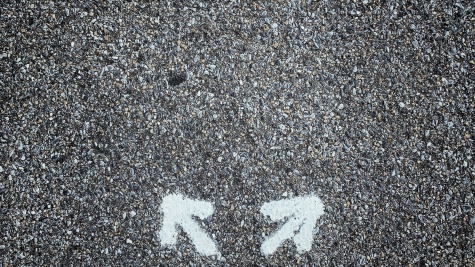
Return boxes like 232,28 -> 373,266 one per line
1,1 -> 474,266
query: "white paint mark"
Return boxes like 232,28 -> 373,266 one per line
260,194 -> 324,255
159,193 -> 220,256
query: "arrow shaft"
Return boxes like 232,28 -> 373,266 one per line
181,218 -> 219,255
262,216 -> 302,255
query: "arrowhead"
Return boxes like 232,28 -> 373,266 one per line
260,194 -> 324,255
159,193 -> 220,256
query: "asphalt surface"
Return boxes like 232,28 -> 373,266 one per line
1,1 -> 474,266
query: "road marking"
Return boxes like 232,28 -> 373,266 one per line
260,194 -> 324,255
159,193 -> 220,256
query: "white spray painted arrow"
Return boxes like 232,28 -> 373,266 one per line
260,194 -> 324,255
159,193 -> 220,256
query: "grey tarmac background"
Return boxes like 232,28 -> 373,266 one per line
1,1 -> 474,266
